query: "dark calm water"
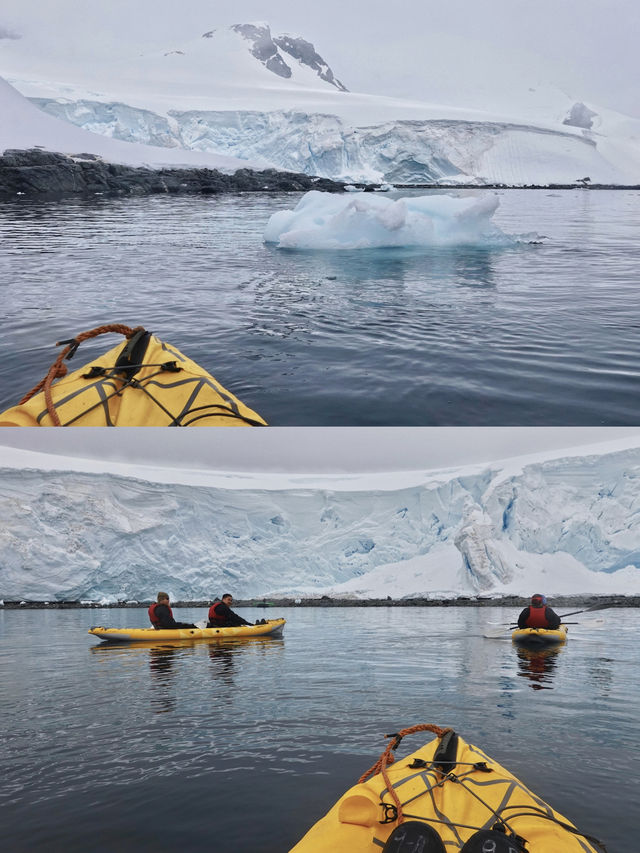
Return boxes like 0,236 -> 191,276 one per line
1,606 -> 637,853
1,190 -> 639,425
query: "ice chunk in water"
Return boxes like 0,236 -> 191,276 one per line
264,190 -> 521,249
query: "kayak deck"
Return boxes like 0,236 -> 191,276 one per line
89,618 -> 285,643
0,324 -> 267,427
511,625 -> 568,647
290,726 -> 603,852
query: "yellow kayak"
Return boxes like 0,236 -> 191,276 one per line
511,625 -> 568,647
290,724 -> 604,853
0,323 -> 266,426
89,618 -> 285,643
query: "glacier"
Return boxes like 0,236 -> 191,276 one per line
2,442 -> 640,603
25,100 -> 636,185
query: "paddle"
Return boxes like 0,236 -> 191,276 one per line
483,601 -> 615,639
554,601 -> 616,620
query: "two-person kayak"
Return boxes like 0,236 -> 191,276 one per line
89,618 -> 285,643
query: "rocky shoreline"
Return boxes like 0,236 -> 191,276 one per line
0,148 -> 346,200
2,149 -> 638,201
2,594 -> 637,609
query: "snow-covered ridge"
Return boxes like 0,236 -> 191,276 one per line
2,441 -> 640,602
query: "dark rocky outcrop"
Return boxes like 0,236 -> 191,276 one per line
0,148 -> 346,200
274,34 -> 348,91
563,102 -> 598,130
230,23 -> 347,90
231,23 -> 292,79
0,26 -> 21,40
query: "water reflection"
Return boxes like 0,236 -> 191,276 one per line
515,646 -> 563,690
208,643 -> 236,686
148,644 -> 186,713
89,636 -> 285,713
587,656 -> 614,696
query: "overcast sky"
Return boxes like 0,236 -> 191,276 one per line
1,428 -> 640,474
2,0 -> 639,116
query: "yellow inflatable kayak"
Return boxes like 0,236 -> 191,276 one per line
290,724 -> 605,853
0,323 -> 266,426
89,618 -> 285,643
511,625 -> 568,647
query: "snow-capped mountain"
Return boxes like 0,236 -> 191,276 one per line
2,439 -> 640,603
2,21 -> 639,184
229,23 -> 347,91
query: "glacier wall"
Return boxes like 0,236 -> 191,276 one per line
2,447 -> 640,601
29,99 -> 617,184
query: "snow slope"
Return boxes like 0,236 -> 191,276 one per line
2,437 -> 640,602
2,22 -> 639,184
0,75 -> 270,170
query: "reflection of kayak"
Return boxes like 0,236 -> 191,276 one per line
511,625 -> 568,647
0,324 -> 266,426
290,725 -> 604,853
89,618 -> 285,643
515,646 -> 562,691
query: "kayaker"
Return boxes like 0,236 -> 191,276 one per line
517,594 -> 561,629
207,594 -> 253,627
148,592 -> 196,629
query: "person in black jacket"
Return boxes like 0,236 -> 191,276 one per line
207,594 -> 253,628
517,594 -> 561,629
148,592 -> 196,629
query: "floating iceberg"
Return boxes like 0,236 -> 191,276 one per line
264,190 -> 521,249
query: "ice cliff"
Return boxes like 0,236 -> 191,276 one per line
2,446 -> 640,602
27,101 -> 631,185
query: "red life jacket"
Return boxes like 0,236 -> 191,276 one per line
525,605 -> 551,628
148,601 -> 173,627
208,601 -> 225,625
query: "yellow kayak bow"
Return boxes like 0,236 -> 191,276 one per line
0,324 -> 266,426
290,724 -> 604,853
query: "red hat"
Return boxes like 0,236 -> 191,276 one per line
531,594 -> 546,607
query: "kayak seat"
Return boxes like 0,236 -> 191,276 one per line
382,821 -> 446,853
460,828 -> 527,852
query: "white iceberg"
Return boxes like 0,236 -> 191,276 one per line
263,190 -> 528,250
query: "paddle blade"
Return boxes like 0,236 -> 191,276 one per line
483,624 -> 513,639
559,600 -> 618,619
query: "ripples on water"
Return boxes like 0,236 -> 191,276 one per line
1,190 -> 639,424
0,607 -> 637,852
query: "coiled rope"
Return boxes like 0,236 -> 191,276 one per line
19,324 -> 145,426
358,724 -> 452,825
